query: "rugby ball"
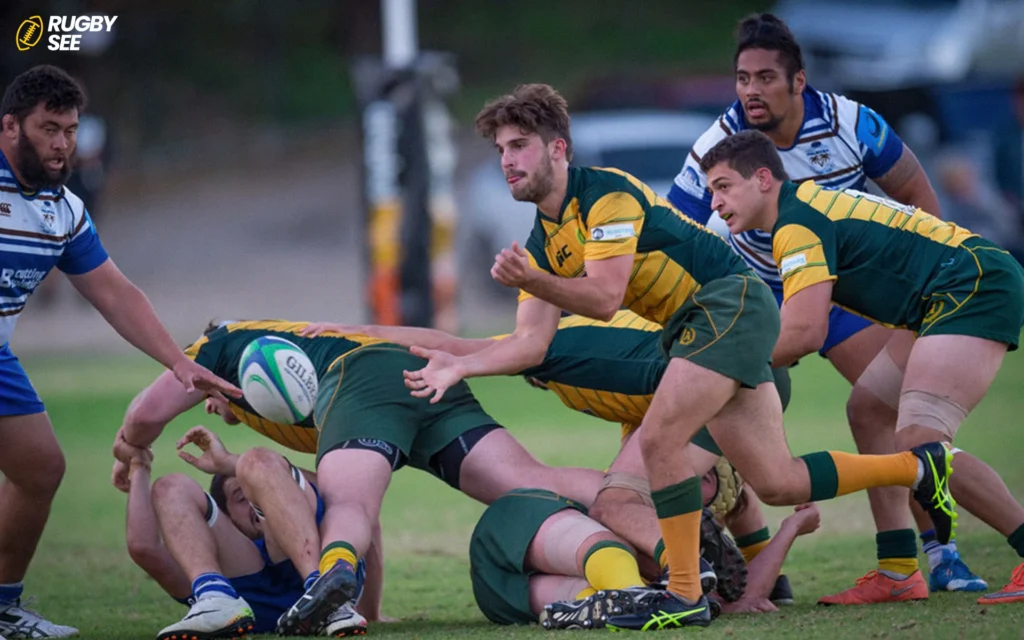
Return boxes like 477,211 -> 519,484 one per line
238,336 -> 318,424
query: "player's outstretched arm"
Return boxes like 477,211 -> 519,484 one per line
118,457 -> 192,601
117,371 -> 206,461
403,297 -> 561,403
66,259 -> 241,400
300,322 -> 495,357
725,504 -> 820,612
773,281 -> 833,366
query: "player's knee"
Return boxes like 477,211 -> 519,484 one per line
151,472 -> 202,505
236,447 -> 288,485
846,384 -> 896,441
747,474 -> 801,507
18,447 -> 65,498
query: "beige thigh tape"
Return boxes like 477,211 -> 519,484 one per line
896,389 -> 968,439
856,349 -> 904,410
597,472 -> 653,508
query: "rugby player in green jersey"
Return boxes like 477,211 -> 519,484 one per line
702,129 -> 1024,605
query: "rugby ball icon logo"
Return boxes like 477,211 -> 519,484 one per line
16,16 -> 44,51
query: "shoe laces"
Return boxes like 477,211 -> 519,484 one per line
2,595 -> 42,619
854,571 -> 880,587
1008,563 -> 1024,588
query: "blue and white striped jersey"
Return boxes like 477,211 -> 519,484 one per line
666,86 -> 904,293
0,151 -> 109,345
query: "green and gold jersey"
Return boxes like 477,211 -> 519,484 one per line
521,166 -> 748,325
504,310 -> 666,431
184,320 -> 389,453
773,181 -> 978,328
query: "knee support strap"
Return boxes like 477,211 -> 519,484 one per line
597,472 -> 653,508
896,389 -> 968,439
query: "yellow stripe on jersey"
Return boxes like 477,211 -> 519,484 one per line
773,224 -> 836,302
796,181 -> 977,247
547,381 -> 652,427
228,405 -> 318,453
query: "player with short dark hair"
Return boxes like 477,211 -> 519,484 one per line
0,64 -> 239,638
702,128 -> 1024,606
666,12 -> 984,603
399,82 -> 958,630
114,426 -> 377,638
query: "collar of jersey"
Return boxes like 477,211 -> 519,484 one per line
541,165 -> 583,225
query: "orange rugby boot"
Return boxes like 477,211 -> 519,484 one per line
818,570 -> 928,605
977,562 -> 1024,605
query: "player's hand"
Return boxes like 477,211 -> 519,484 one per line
719,597 -> 778,614
402,346 -> 464,404
112,427 -> 149,464
205,397 -> 241,425
299,322 -> 366,338
111,459 -> 131,493
785,503 -> 821,536
172,358 -> 242,401
490,241 -> 534,288
177,425 -> 235,475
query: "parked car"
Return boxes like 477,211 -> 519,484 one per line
458,110 -> 713,294
774,0 -> 1024,91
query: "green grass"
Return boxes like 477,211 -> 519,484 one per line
21,352 -> 1024,639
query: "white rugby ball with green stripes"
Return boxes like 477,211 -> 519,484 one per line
238,336 -> 319,424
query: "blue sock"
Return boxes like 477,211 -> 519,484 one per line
0,582 -> 23,606
920,529 -> 956,570
304,571 -> 320,592
191,572 -> 238,601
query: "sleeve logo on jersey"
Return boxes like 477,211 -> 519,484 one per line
590,223 -> 635,241
679,166 -> 706,199
780,253 -> 808,275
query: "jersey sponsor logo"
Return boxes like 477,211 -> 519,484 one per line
678,327 -> 696,346
0,202 -> 10,216
805,141 -> 836,174
780,254 -> 808,276
590,223 -> 635,242
555,244 -> 573,268
856,105 -> 888,153
0,267 -> 46,290
679,166 -> 706,199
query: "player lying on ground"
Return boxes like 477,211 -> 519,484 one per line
469,489 -> 821,630
302,310 -> 795,604
114,426 -> 380,639
0,66 -> 240,639
112,320 -> 604,635
701,128 -> 1024,605
400,83 -> 957,630
668,13 -> 982,601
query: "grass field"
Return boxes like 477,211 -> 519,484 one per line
20,350 -> 1024,639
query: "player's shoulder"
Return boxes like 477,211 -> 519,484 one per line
779,181 -> 831,224
574,166 -> 645,211
691,105 -> 741,159
56,186 -> 90,232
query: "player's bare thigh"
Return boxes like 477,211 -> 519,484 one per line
608,426 -> 721,480
705,382 -> 810,506
825,323 -> 893,385
896,334 -> 1008,443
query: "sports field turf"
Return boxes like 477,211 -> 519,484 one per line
22,349 -> 1024,639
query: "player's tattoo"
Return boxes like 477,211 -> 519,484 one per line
874,144 -> 922,195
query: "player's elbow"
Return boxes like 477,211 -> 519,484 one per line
797,322 -> 828,355
592,301 -> 620,323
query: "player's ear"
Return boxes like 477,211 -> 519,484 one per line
550,137 -> 568,162
755,167 -> 774,191
792,69 -> 806,95
1,114 -> 17,138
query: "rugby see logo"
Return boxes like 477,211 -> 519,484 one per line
16,15 -> 117,51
